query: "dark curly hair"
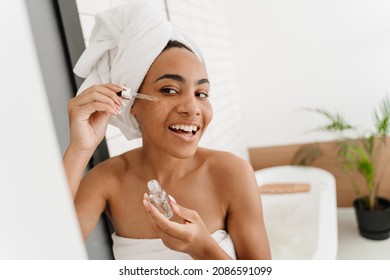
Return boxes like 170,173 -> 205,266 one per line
162,40 -> 193,53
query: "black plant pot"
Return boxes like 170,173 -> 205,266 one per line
353,197 -> 390,240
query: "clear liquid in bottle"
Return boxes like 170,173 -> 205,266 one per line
147,179 -> 173,219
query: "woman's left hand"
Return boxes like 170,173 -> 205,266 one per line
142,194 -> 231,260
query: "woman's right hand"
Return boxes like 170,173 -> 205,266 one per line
67,84 -> 124,153
143,194 -> 232,260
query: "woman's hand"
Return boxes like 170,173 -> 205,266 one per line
143,194 -> 231,260
67,84 -> 124,153
64,84 -> 124,198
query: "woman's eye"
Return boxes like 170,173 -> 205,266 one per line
160,88 -> 178,95
196,92 -> 209,99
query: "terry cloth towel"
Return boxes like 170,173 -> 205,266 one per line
73,0 -> 205,140
111,230 -> 237,260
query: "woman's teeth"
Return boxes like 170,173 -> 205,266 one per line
169,124 -> 198,134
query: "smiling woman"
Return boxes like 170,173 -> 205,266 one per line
63,0 -> 270,260
131,45 -> 213,158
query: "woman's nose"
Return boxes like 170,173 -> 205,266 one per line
176,94 -> 201,116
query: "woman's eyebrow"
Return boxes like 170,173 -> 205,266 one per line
155,74 -> 210,86
197,78 -> 209,85
155,74 -> 185,83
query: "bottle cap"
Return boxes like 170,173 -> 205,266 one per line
147,179 -> 161,194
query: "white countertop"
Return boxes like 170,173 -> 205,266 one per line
337,208 -> 390,260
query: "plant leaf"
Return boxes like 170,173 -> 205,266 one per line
373,96 -> 390,138
305,108 -> 355,133
291,143 -> 323,166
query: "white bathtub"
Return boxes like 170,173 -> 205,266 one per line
255,165 -> 338,259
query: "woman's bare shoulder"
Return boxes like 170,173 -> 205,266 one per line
198,148 -> 255,181
200,148 -> 252,168
81,149 -> 137,188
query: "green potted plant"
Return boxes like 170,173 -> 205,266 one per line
292,96 -> 390,240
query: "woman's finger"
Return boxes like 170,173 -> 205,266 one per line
143,194 -> 179,231
74,101 -> 121,119
143,194 -> 214,256
69,94 -> 122,118
92,84 -> 125,105
72,89 -> 121,108
144,194 -> 198,239
143,194 -> 192,251
168,196 -> 199,224
143,193 -> 171,234
75,84 -> 124,107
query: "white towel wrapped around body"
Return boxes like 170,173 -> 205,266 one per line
73,0 -> 205,140
112,230 -> 237,260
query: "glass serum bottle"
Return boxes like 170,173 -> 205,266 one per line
147,179 -> 174,219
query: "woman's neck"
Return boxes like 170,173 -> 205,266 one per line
137,145 -> 201,186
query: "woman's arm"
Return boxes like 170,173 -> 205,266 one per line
73,165 -> 111,240
63,84 -> 124,198
63,84 -> 124,239
224,157 -> 271,260
63,145 -> 94,199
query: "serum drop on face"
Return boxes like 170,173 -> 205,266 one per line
147,179 -> 174,219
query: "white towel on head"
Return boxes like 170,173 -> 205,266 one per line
73,0 -> 205,140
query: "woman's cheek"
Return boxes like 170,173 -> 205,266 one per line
203,102 -> 213,125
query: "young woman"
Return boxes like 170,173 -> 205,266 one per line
64,1 -> 270,260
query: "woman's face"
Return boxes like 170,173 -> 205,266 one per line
132,47 -> 213,158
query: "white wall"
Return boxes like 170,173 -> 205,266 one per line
0,0 -> 86,259
226,0 -> 390,148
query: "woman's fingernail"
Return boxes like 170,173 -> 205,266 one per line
115,97 -> 123,105
143,194 -> 150,209
168,195 -> 176,204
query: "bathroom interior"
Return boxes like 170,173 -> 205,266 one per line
1,0 -> 390,260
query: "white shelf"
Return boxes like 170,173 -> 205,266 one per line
337,208 -> 390,259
